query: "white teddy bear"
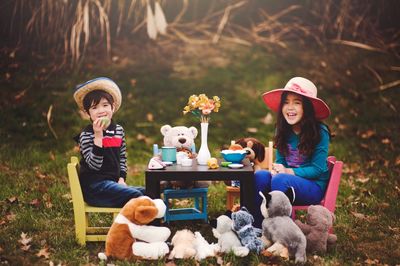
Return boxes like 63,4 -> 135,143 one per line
160,124 -> 210,188
161,124 -> 198,151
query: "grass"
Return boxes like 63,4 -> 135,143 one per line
0,41 -> 399,265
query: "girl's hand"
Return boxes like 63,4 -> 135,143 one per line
118,178 -> 127,186
271,163 -> 294,175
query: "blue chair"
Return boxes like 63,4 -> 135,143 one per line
163,188 -> 208,223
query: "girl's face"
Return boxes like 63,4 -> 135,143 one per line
87,98 -> 114,122
282,93 -> 304,127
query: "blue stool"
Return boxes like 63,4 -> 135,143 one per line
163,188 -> 208,223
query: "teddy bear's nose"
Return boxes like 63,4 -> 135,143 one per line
178,138 -> 186,144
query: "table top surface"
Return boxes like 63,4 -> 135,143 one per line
146,159 -> 254,173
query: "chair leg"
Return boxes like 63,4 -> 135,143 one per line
74,212 -> 87,246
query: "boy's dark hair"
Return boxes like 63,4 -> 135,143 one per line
83,90 -> 114,113
274,92 -> 332,157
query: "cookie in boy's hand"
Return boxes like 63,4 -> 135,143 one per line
100,117 -> 111,129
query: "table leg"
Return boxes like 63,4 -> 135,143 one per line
240,174 -> 256,217
145,173 -> 160,199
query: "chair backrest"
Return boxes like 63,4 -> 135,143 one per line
67,156 -> 85,208
323,156 -> 343,213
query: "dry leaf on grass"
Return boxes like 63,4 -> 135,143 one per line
247,127 -> 258,133
6,196 -> 18,203
30,199 -> 41,207
360,130 -> 375,139
19,232 -> 32,251
146,113 -> 154,122
36,247 -> 50,259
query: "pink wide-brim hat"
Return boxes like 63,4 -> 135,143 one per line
73,77 -> 122,112
262,77 -> 331,120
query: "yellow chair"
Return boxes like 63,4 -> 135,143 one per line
67,156 -> 121,245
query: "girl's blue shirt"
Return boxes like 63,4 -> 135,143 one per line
275,124 -> 330,191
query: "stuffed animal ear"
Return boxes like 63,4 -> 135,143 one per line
209,218 -> 217,228
189,126 -> 198,139
284,187 -> 296,205
134,205 -> 159,224
246,141 -> 254,149
160,125 -> 171,136
224,210 -> 233,218
254,141 -> 266,161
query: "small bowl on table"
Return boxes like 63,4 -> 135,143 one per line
220,150 -> 247,164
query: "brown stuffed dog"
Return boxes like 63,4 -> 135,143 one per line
98,196 -> 171,261
235,138 -> 271,171
294,205 -> 337,254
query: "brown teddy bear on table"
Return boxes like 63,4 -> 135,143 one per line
98,196 -> 171,261
235,137 -> 271,171
294,205 -> 337,254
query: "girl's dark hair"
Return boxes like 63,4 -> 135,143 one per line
274,92 -> 332,157
83,90 -> 114,113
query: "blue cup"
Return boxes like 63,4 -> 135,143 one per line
161,146 -> 177,162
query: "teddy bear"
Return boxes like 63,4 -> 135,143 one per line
168,229 -> 197,259
231,206 -> 264,254
160,124 -> 210,188
294,205 -> 337,254
210,211 -> 249,257
98,196 -> 171,261
259,189 -> 307,263
235,137 -> 271,171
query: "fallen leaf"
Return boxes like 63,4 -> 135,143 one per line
351,211 -> 367,220
246,127 -> 258,133
6,213 -> 16,221
361,130 -> 375,139
395,156 -> 400,166
49,151 -> 55,161
364,258 -> 380,265
146,113 -> 154,122
14,89 -> 27,101
356,177 -> 369,184
6,196 -> 18,203
30,199 -> 41,207
381,138 -> 390,144
36,247 -> 50,259
216,255 -> 224,265
19,232 -> 32,251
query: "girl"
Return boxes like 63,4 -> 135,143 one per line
254,77 -> 332,228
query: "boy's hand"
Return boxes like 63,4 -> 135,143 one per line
118,178 -> 127,186
93,118 -> 104,147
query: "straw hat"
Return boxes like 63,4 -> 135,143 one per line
262,77 -> 330,120
73,77 -> 122,112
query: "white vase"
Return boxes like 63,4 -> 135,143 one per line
197,122 -> 211,165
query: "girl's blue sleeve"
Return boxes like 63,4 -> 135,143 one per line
293,127 -> 330,179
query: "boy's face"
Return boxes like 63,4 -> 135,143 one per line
87,98 -> 114,122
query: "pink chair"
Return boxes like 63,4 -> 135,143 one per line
291,156 -> 343,220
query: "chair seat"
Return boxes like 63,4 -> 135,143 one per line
163,188 -> 208,223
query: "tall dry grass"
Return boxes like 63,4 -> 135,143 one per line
2,0 -> 398,67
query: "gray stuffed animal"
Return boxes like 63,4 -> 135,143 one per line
259,190 -> 307,264
231,207 -> 264,254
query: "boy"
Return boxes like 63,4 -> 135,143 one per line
73,77 -> 145,207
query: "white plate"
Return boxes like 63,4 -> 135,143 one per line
228,163 -> 244,169
163,161 -> 173,166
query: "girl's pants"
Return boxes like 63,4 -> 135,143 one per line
253,170 -> 324,228
83,180 -> 146,207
